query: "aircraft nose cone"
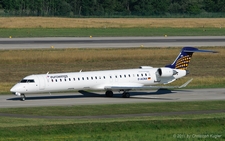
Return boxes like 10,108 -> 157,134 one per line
10,86 -> 17,93
10,84 -> 24,96
10,84 -> 21,93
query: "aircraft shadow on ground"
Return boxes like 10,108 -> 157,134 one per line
7,89 -> 192,101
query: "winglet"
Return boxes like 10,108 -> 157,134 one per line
178,78 -> 193,88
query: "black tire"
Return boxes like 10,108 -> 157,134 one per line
122,92 -> 130,98
21,94 -> 26,101
105,91 -> 113,97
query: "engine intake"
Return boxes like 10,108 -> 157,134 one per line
157,67 -> 177,77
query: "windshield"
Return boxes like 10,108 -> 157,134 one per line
20,79 -> 35,83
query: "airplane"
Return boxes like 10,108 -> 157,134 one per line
10,47 -> 217,101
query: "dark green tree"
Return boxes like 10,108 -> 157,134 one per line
151,0 -> 170,15
59,0 -> 72,16
132,0 -> 153,16
186,0 -> 202,15
1,0 -> 225,17
203,0 -> 215,12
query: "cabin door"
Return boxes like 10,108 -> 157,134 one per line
37,75 -> 46,90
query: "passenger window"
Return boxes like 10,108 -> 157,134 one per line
103,76 -> 106,79
124,75 -> 126,78
78,78 -> 80,80
128,74 -> 131,77
55,79 -> 57,82
60,79 -> 62,82
120,75 -> 122,78
91,77 -> 93,80
69,78 -> 71,81
73,78 -> 76,81
137,74 -> 139,77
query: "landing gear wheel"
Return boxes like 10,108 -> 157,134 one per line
122,92 -> 130,98
21,94 -> 26,101
105,91 -> 113,97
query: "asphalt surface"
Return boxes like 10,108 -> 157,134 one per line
1,88 -> 225,108
0,88 -> 225,119
0,36 -> 225,49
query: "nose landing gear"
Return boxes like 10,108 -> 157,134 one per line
20,94 -> 26,101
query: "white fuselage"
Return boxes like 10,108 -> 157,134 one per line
10,67 -> 186,95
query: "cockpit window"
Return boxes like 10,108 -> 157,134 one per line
20,79 -> 35,83
20,79 -> 27,83
27,79 -> 35,83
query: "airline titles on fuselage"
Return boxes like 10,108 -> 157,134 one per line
49,75 -> 68,79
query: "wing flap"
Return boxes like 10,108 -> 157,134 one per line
104,78 -> 193,91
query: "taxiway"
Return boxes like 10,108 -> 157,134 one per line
0,88 -> 224,108
0,36 -> 225,49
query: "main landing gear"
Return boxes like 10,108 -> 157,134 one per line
122,92 -> 130,98
105,90 -> 130,98
105,90 -> 113,97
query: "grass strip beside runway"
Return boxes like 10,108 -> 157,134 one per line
1,18 -> 225,37
0,100 -> 224,140
0,27 -> 225,37
0,113 -> 224,140
1,18 -> 225,28
0,100 -> 224,116
0,118 -> 224,141
0,117 -> 224,141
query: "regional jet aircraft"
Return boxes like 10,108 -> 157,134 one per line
10,47 -> 216,101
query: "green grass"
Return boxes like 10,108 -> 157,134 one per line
0,101 -> 224,140
0,114 -> 224,141
0,27 -> 225,37
0,101 -> 224,116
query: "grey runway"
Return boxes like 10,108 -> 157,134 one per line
0,36 -> 225,49
0,88 -> 225,108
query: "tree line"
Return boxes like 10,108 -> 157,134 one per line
0,0 -> 225,17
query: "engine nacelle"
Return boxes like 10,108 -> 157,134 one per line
157,67 -> 177,77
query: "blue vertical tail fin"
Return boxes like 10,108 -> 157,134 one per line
165,47 -> 217,70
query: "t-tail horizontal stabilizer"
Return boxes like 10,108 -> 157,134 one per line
165,47 -> 218,70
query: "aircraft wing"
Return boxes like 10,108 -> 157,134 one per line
104,78 -> 193,91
